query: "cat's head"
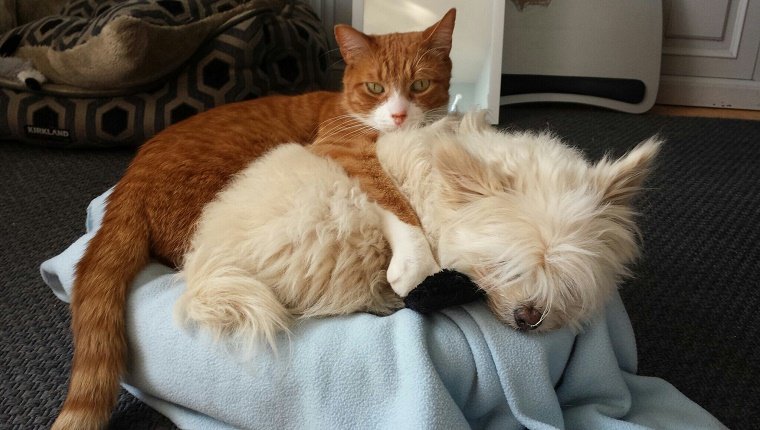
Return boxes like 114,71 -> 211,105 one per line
335,9 -> 456,132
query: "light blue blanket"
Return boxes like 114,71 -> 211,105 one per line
41,191 -> 726,429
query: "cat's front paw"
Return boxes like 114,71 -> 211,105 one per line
386,250 -> 441,298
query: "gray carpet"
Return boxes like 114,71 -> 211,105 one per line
1,104 -> 758,429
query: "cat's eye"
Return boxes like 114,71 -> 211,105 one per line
411,79 -> 431,92
365,82 -> 384,94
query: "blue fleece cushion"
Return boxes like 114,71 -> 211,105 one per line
40,190 -> 727,430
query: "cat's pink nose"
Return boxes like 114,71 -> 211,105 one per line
392,112 -> 407,126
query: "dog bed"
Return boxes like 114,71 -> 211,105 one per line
39,189 -> 727,429
0,0 -> 329,147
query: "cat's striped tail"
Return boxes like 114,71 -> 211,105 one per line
52,185 -> 150,430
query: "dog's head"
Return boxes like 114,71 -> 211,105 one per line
434,114 -> 661,332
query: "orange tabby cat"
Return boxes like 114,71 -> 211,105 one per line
53,9 -> 455,430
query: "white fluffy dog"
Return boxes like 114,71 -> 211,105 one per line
175,112 -> 660,349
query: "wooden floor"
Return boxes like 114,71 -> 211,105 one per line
650,104 -> 760,120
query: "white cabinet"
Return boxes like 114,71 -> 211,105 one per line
499,1 -> 663,114
658,0 -> 760,109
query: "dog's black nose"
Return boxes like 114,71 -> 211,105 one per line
514,306 -> 543,331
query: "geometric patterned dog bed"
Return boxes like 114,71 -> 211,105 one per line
0,0 -> 329,147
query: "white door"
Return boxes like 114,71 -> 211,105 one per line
658,0 -> 760,110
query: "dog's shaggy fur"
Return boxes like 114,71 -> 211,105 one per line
176,112 -> 660,349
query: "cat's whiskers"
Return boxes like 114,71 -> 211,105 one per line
422,106 -> 450,124
317,118 -> 366,137
315,114 -> 365,138
316,121 -> 375,143
321,47 -> 343,66
319,122 -> 370,139
426,106 -> 449,115
318,114 -> 359,129
340,125 -> 376,141
322,47 -> 342,58
327,57 -> 347,71
323,116 -> 376,137
334,123 -> 376,140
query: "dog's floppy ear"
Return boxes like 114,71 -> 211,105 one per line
594,137 -> 662,206
434,138 -> 511,205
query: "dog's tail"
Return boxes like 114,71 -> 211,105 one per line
175,258 -> 292,355
53,185 -> 150,430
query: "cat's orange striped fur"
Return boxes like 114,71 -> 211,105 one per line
53,9 -> 455,429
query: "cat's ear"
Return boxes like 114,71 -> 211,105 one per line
593,137 -> 662,206
422,8 -> 456,56
335,25 -> 372,64
434,138 -> 512,205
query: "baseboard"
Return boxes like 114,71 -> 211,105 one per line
656,75 -> 760,111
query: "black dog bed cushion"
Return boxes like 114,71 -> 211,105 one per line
0,0 -> 329,147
